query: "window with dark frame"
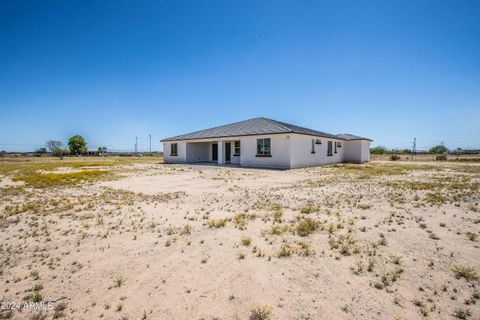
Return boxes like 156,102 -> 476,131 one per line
256,138 -> 271,156
327,141 -> 333,156
311,139 -> 315,153
334,142 -> 337,153
337,142 -> 342,148
170,143 -> 178,156
234,141 -> 240,156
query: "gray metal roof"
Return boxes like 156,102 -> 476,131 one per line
336,133 -> 373,141
161,117 -> 371,142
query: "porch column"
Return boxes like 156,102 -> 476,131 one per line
217,140 -> 224,165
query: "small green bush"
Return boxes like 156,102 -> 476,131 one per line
389,155 -> 401,161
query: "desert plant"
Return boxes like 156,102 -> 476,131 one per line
278,244 -> 294,258
390,155 -> 401,161
465,232 -> 478,242
113,273 -> 126,288
295,217 -> 319,236
249,305 -> 273,320
241,236 -> 252,246
453,308 -> 471,319
451,265 -> 479,282
299,203 -> 318,214
208,219 -> 227,228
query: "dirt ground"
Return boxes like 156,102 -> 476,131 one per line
0,159 -> 479,320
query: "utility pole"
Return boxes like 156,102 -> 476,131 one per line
149,134 -> 152,154
411,137 -> 416,161
135,136 -> 138,156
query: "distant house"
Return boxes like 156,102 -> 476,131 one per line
161,117 -> 372,169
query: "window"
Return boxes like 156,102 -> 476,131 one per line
311,139 -> 315,153
334,142 -> 337,153
315,139 -> 322,144
337,142 -> 342,148
234,141 -> 240,156
327,141 -> 333,156
256,138 -> 271,156
170,143 -> 178,156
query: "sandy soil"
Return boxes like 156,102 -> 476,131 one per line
0,161 -> 479,320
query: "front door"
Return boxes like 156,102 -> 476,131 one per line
225,143 -> 231,163
212,144 -> 218,161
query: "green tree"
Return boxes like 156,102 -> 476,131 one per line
371,146 -> 387,154
34,147 -> 47,154
429,144 -> 449,154
68,135 -> 87,155
97,146 -> 107,156
52,148 -> 69,158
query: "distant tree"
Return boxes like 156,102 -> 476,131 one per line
52,148 -> 69,158
429,144 -> 449,154
371,146 -> 387,154
97,146 -> 108,156
34,147 -> 48,154
68,135 -> 87,155
46,140 -> 63,152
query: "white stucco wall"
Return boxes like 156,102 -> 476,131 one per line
239,134 -> 291,169
344,140 -> 371,163
289,134 -> 345,168
360,140 -> 371,163
163,141 -> 187,163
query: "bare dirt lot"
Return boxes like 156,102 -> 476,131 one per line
1,158 -> 479,320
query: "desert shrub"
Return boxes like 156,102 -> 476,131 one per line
271,206 -> 283,222
435,155 -> 447,161
297,240 -> 315,256
299,203 -> 318,214
466,232 -> 478,242
329,235 -> 360,255
295,218 -> 319,236
425,192 -> 446,204
113,273 -> 126,288
278,244 -> 295,257
249,305 -> 273,320
453,308 -> 471,319
208,219 -> 227,228
389,155 -> 401,161
451,265 -> 479,282
233,212 -> 256,229
241,236 -> 252,246
263,224 -> 289,236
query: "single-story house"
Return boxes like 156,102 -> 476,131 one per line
161,117 -> 372,169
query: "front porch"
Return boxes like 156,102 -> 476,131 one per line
185,140 -> 239,165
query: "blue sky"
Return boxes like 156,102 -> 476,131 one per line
1,0 -> 479,152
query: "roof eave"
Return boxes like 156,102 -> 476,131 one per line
161,131 -> 349,142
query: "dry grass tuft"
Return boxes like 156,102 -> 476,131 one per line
249,304 -> 273,320
13,170 -> 112,188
